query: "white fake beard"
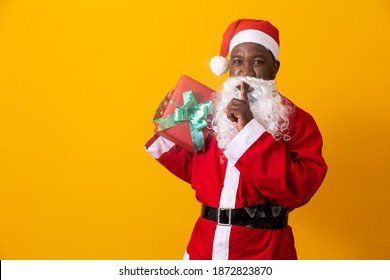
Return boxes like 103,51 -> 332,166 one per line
212,76 -> 294,149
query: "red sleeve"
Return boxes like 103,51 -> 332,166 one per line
224,109 -> 328,209
145,134 -> 193,184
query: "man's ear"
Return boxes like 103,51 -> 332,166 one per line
272,60 -> 280,79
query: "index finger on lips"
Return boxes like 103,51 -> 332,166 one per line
240,81 -> 248,103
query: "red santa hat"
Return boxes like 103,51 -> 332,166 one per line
209,19 -> 280,76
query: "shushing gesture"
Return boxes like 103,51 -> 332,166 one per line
224,81 -> 254,131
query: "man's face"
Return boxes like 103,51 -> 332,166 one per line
229,42 -> 280,80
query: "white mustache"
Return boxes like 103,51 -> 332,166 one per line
221,76 -> 277,103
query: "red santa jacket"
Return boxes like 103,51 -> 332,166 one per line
145,104 -> 327,260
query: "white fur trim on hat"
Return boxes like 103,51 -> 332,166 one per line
209,56 -> 229,76
229,29 -> 279,59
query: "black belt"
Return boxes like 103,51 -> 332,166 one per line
201,203 -> 288,229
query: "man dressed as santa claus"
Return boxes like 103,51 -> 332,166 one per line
145,19 -> 328,260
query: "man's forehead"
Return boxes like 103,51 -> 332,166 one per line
230,42 -> 270,56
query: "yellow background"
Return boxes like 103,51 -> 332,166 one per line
1,0 -> 390,260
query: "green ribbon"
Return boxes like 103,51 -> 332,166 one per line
153,90 -> 213,153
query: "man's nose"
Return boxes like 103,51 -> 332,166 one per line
239,63 -> 256,77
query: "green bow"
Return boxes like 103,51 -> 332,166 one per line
153,90 -> 213,153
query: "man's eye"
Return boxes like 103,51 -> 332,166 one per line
253,60 -> 264,64
231,60 -> 242,65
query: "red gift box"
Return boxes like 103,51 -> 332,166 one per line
154,75 -> 215,153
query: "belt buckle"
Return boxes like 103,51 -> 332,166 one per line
217,208 -> 232,226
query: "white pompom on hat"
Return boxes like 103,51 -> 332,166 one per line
210,19 -> 280,76
209,56 -> 230,76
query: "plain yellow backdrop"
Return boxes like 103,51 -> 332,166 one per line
1,0 -> 390,259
